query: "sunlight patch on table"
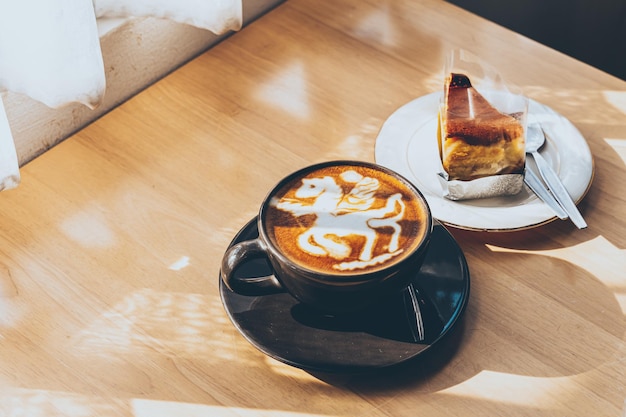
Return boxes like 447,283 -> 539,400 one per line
524,87 -> 623,125
262,355 -> 319,380
486,236 -> 626,289
168,255 -> 190,271
351,4 -> 397,47
612,293 -> 626,316
132,399 -> 340,417
71,289 -> 258,366
325,117 -> 382,160
256,62 -> 310,119
0,389 -> 340,417
440,370 -> 571,408
605,138 -> 626,165
59,206 -> 116,248
0,388 -> 122,417
604,91 -> 626,116
0,298 -> 23,329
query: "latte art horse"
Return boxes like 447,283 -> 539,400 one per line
274,170 -> 406,271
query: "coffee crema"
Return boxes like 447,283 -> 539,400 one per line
264,163 -> 429,275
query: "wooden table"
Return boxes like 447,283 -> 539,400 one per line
2,0 -> 626,415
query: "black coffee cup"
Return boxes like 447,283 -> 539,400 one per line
221,160 -> 433,314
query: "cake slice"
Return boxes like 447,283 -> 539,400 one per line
439,73 -> 525,181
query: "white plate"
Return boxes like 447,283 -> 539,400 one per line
375,92 -> 594,231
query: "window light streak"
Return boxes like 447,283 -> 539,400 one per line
71,289 -> 256,364
256,62 -> 310,119
263,355 -> 319,380
60,207 -> 116,248
486,236 -> 626,288
0,388 -> 342,417
605,138 -> 626,165
351,5 -> 397,47
0,388 -> 120,417
132,399 -> 341,417
614,294 -> 626,315
327,118 -> 382,160
329,134 -> 370,160
487,236 -> 626,312
0,298 -> 22,328
168,255 -> 190,271
440,370 -> 572,408
603,91 -> 626,116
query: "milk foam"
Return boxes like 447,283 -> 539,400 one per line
269,167 -> 420,273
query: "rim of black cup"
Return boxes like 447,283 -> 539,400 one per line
257,160 -> 434,281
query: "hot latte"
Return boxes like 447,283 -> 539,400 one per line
263,163 -> 429,275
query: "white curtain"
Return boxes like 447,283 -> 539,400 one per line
0,0 -> 242,191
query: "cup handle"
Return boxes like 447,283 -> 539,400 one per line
221,238 -> 284,295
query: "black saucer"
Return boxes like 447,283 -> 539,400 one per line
219,218 -> 470,373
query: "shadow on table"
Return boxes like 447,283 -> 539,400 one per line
309,310 -> 468,386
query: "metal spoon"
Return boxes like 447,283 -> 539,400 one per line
524,167 -> 567,220
526,125 -> 587,229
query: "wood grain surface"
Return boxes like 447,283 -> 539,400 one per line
1,0 -> 625,416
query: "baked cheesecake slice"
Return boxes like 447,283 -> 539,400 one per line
439,73 -> 525,181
